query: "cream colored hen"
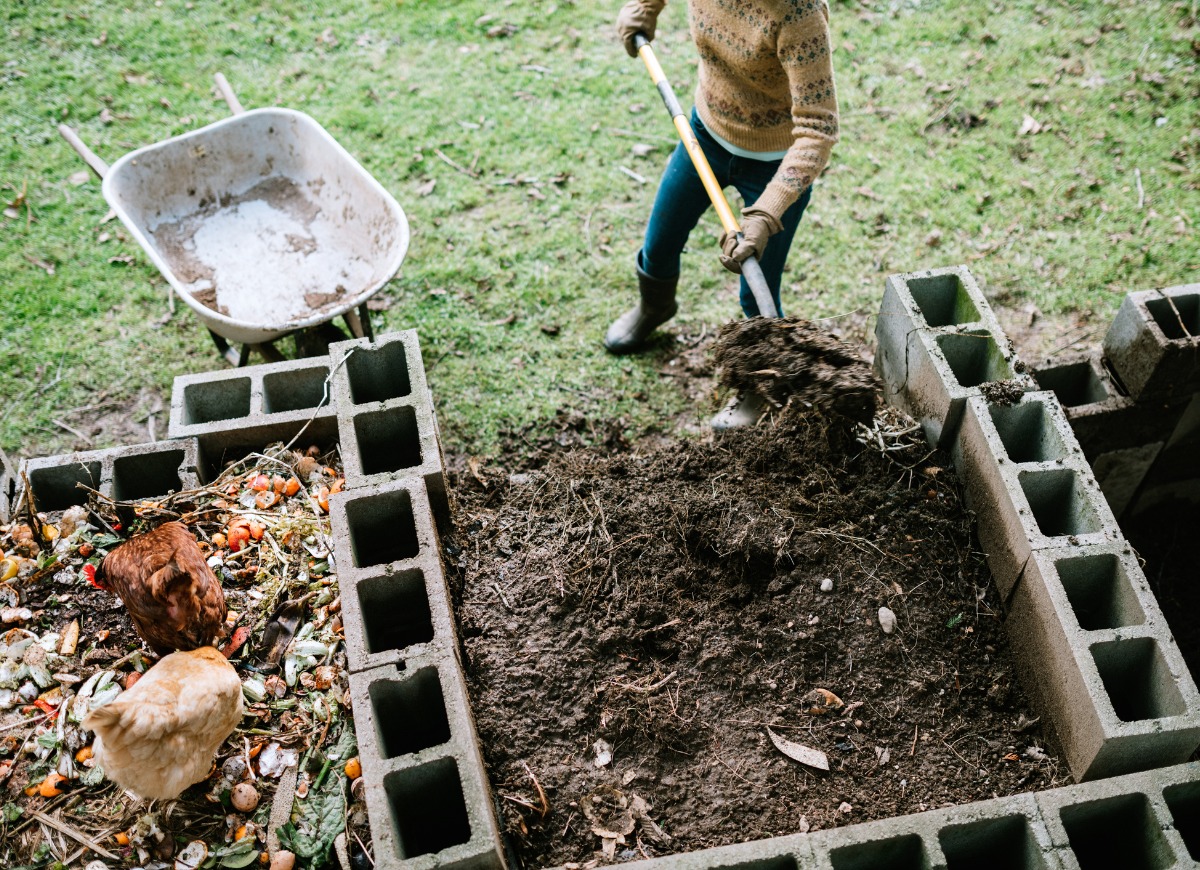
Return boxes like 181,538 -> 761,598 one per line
82,646 -> 244,800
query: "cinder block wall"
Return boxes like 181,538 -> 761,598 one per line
876,268 -> 1200,784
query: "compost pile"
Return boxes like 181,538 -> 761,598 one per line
0,445 -> 368,870
711,316 -> 881,424
447,398 -> 1068,868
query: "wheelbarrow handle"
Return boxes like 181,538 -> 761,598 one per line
214,72 -> 245,115
632,33 -> 778,318
57,124 -> 109,180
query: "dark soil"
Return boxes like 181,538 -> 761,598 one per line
1123,498 -> 1200,688
444,376 -> 1068,867
712,317 -> 880,423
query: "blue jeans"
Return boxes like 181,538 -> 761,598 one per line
640,109 -> 812,317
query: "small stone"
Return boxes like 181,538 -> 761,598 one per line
819,578 -> 834,593
878,607 -> 897,634
230,782 -> 260,813
838,801 -> 853,814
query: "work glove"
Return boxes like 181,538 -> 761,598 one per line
616,1 -> 660,58
719,207 -> 783,274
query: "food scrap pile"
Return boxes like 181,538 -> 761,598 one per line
0,444 -> 368,870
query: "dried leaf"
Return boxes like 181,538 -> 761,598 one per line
415,179 -> 436,197
1018,114 -> 1044,136
800,687 -> 844,715
766,727 -> 830,771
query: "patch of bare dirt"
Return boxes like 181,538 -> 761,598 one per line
445,359 -> 1068,866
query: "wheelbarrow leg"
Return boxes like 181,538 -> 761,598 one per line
249,342 -> 285,363
344,304 -> 374,341
209,329 -> 243,368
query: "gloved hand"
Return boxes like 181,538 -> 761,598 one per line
616,1 -> 659,58
719,207 -> 784,274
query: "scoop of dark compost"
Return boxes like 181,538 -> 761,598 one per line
712,316 -> 880,423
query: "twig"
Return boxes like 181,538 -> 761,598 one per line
910,724 -> 919,756
51,418 -> 92,445
492,582 -> 512,610
521,760 -> 550,818
281,347 -> 356,454
28,810 -> 119,860
611,670 -> 677,693
434,148 -> 480,179
612,127 -> 678,144
618,165 -> 647,184
0,713 -> 48,733
1134,167 -> 1144,209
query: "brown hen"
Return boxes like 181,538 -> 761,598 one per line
87,521 -> 226,655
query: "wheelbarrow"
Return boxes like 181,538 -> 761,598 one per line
59,74 -> 409,367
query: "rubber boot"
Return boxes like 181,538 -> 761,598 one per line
710,392 -> 770,430
603,259 -> 679,355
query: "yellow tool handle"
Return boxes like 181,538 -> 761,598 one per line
635,39 -> 739,235
633,34 -> 778,318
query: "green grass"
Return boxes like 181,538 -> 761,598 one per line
2,0 -> 1196,461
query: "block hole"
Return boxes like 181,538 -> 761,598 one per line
357,569 -> 434,654
988,400 -> 1069,463
29,461 -> 102,512
182,377 -> 251,425
384,757 -> 471,859
346,340 -> 413,404
935,332 -> 1014,389
262,365 -> 330,413
1017,469 -> 1102,537
829,834 -> 927,870
1146,293 -> 1200,340
710,858 -> 797,870
1055,553 -> 1146,631
906,273 -> 981,327
368,666 -> 451,759
1059,792 -> 1175,870
938,814 -> 1049,870
1032,361 -> 1109,407
1091,637 -> 1186,722
352,405 -> 423,476
344,488 -> 420,567
1163,781 -> 1200,860
112,449 -> 184,502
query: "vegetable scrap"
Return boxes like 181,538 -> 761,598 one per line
0,443 -> 369,869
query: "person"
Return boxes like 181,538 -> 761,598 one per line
606,0 -> 839,428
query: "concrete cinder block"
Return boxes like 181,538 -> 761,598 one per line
1031,349 -> 1190,459
328,331 -> 449,530
606,834 -> 813,870
1090,443 -> 1164,519
1102,283 -> 1200,402
1129,391 -> 1200,515
19,439 -> 200,512
951,392 -> 1109,599
168,358 -> 339,479
875,265 -> 1004,396
348,655 -> 505,870
1008,542 -> 1200,781
0,444 -> 16,523
328,476 -> 453,674
929,794 -> 1063,870
875,266 -> 1027,446
1036,761 -> 1200,869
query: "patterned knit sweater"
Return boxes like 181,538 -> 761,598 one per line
634,0 -> 839,218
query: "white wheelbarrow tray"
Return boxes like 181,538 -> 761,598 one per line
100,107 -> 408,347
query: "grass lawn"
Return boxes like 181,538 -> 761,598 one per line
2,0 -> 1196,462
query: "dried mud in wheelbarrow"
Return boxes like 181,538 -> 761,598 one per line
445,335 -> 1070,867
